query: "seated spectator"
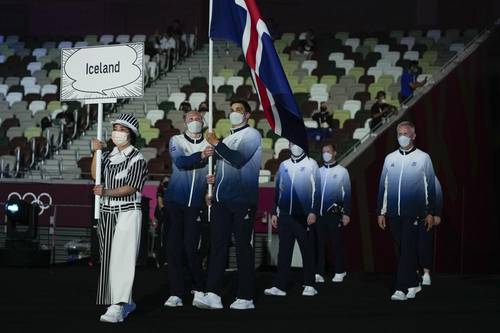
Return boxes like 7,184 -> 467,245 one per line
400,61 -> 427,102
159,28 -> 176,72
370,91 -> 397,130
312,102 -> 335,129
179,101 -> 192,112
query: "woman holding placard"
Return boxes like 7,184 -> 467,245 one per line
91,113 -> 148,323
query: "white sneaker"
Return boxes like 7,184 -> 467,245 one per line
99,304 -> 124,323
302,286 -> 318,296
193,292 -> 223,310
191,290 -> 204,306
406,286 -> 422,299
332,272 -> 347,283
391,290 -> 407,301
422,273 -> 432,286
315,274 -> 325,283
229,298 -> 255,310
164,296 -> 183,307
122,301 -> 136,319
264,287 -> 287,296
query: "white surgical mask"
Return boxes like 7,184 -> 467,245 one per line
229,112 -> 245,126
187,120 -> 203,134
290,145 -> 304,157
322,152 -> 333,163
111,130 -> 128,146
398,135 -> 411,148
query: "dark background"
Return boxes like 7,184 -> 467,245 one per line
0,0 -> 498,38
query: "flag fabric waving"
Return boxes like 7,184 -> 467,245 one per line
210,0 -> 309,153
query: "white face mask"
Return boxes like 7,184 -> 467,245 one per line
187,120 -> 203,134
398,134 -> 411,148
229,112 -> 245,126
111,130 -> 128,147
322,152 -> 333,163
290,145 -> 304,157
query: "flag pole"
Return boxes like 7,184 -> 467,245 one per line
207,0 -> 214,220
94,102 -> 103,219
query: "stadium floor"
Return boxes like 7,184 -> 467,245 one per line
2,263 -> 499,332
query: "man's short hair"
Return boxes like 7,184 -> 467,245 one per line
376,90 -> 386,99
397,121 -> 416,133
323,143 -> 337,151
230,99 -> 252,113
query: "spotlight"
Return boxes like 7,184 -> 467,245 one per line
1,198 -> 48,267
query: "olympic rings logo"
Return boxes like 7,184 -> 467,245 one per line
7,192 -> 53,215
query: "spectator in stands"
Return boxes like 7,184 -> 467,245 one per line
370,91 -> 397,130
377,121 -> 436,301
159,29 -> 176,72
299,29 -> 316,59
194,100 -> 262,310
314,144 -> 351,284
312,102 -> 335,132
418,176 -> 443,286
400,61 -> 427,102
172,19 -> 187,58
264,142 -> 320,297
163,110 -> 214,308
146,29 -> 161,57
180,101 -> 192,112
91,113 -> 148,323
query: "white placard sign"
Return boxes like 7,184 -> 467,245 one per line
60,43 -> 144,101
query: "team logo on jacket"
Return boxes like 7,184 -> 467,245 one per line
333,174 -> 338,178
411,162 -> 417,167
390,163 -> 395,167
300,167 -> 305,172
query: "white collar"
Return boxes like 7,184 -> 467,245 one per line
109,145 -> 134,157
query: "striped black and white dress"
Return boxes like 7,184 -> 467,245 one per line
96,145 -> 148,305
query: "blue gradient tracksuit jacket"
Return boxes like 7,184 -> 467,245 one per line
274,154 -> 321,216
318,162 -> 351,217
165,133 -> 209,208
377,147 -> 436,218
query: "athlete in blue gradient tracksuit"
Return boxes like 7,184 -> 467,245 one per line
418,176 -> 443,286
377,121 -> 436,301
315,144 -> 351,284
194,100 -> 262,310
163,111 -> 214,308
264,143 -> 321,297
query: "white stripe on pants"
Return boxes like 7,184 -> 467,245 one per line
97,209 -> 141,305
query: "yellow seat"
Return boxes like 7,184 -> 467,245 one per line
218,68 -> 235,80
368,83 -> 387,100
141,128 -> 160,144
377,75 -> 394,91
262,138 -> 273,150
422,51 -> 438,65
47,101 -> 61,112
48,69 -> 60,82
292,83 -> 309,94
349,67 -> 365,81
24,127 -> 42,141
333,110 -> 351,128
320,75 -> 337,90
138,118 -> 151,132
363,38 -> 378,50
300,76 -> 318,90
